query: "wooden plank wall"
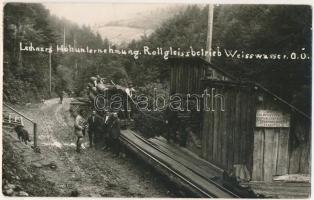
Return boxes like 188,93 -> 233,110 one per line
170,60 -> 311,181
252,93 -> 290,182
288,113 -> 310,174
252,92 -> 310,182
170,60 -> 206,95
201,82 -> 310,181
201,84 -> 255,173
252,128 -> 290,182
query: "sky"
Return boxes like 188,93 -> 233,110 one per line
44,3 -> 173,27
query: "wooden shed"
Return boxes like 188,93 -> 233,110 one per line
201,79 -> 310,182
169,57 -> 235,95
167,57 -> 237,153
168,57 -> 310,183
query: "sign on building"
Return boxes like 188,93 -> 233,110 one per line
256,110 -> 290,128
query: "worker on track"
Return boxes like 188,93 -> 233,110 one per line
87,110 -> 102,148
74,109 -> 86,153
58,90 -> 64,104
109,113 -> 121,157
102,111 -> 110,151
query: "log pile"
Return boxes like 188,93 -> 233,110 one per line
86,75 -> 134,106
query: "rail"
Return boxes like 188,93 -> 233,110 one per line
119,134 -> 214,197
120,131 -> 239,198
3,103 -> 38,149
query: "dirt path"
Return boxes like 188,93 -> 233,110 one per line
8,98 -> 174,197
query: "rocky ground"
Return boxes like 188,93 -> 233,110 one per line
2,98 -> 179,197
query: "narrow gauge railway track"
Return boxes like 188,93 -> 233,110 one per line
120,130 -> 240,198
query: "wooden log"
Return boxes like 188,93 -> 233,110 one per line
96,83 -> 107,92
88,82 -> 94,88
121,136 -> 213,197
70,101 -> 90,105
90,76 -> 97,82
75,97 -> 90,103
149,138 -> 220,180
91,86 -> 97,94
89,92 -> 96,102
120,130 -> 234,198
273,174 -> 310,182
248,181 -> 310,198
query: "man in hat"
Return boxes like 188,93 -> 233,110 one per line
96,75 -> 104,84
57,90 -> 64,104
101,77 -> 107,84
109,113 -> 121,157
74,109 -> 86,153
125,82 -> 135,119
87,110 -> 102,148
101,111 -> 110,150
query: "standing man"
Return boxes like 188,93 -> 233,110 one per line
57,90 -> 64,104
102,111 -> 110,150
87,110 -> 101,148
109,113 -> 121,157
74,109 -> 85,153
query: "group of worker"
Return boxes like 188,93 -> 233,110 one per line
74,109 -> 121,156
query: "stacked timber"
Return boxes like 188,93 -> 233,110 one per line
87,76 -> 134,104
88,76 -> 111,103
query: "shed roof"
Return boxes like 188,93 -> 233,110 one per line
169,57 -> 310,119
168,57 -> 237,81
201,79 -> 310,120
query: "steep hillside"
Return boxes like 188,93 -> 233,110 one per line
92,5 -> 186,45
95,26 -> 153,46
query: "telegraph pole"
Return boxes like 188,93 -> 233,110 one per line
206,4 -> 214,63
63,26 -> 66,47
49,45 -> 52,96
73,35 -> 78,80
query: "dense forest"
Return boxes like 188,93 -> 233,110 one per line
126,5 -> 312,114
3,3 -> 312,114
3,3 -> 127,103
